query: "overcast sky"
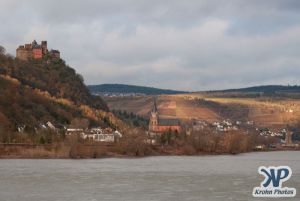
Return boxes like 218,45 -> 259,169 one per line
1,0 -> 300,91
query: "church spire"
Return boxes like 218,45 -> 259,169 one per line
152,97 -> 157,113
149,97 -> 158,132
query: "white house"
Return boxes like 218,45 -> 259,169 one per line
90,127 -> 102,134
93,130 -> 122,142
114,130 -> 123,138
46,121 -> 56,130
93,133 -> 114,142
66,128 -> 84,135
81,132 -> 94,140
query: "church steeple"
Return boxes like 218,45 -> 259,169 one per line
152,97 -> 158,113
149,97 -> 158,131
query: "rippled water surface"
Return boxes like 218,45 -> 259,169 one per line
0,151 -> 299,201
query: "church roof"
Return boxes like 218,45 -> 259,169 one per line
158,118 -> 180,126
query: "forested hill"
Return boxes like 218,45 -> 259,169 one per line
215,85 -> 300,93
0,45 -> 109,134
88,84 -> 188,95
0,46 -> 107,110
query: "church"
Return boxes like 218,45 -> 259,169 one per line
149,99 -> 181,133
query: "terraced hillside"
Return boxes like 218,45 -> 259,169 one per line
104,93 -> 300,128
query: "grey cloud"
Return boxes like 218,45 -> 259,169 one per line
0,0 -> 300,90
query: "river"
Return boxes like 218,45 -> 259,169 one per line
0,151 -> 299,201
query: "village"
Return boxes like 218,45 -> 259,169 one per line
146,98 -> 299,149
94,92 -> 146,97
12,95 -> 300,150
17,121 -> 123,143
190,118 -> 298,148
13,96 -> 299,151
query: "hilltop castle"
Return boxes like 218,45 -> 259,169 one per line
149,98 -> 181,133
16,40 -> 60,61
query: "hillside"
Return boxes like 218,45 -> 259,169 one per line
0,46 -> 111,135
0,45 -> 152,157
0,48 -> 107,111
88,84 -> 188,95
213,85 -> 300,93
105,93 -> 300,128
0,75 -> 84,131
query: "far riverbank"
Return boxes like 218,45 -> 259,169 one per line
0,143 -> 299,159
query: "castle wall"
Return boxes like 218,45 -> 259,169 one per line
32,48 -> 42,59
16,48 -> 32,61
25,44 -> 32,49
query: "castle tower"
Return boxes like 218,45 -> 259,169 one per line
41,41 -> 48,55
149,98 -> 158,132
32,40 -> 38,48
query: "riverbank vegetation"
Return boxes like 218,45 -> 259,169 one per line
0,126 -> 286,159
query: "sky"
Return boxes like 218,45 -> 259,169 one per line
1,0 -> 300,91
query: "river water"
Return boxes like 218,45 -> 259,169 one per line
0,151 -> 299,201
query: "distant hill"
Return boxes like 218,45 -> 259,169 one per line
212,85 -> 300,93
88,84 -> 188,95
